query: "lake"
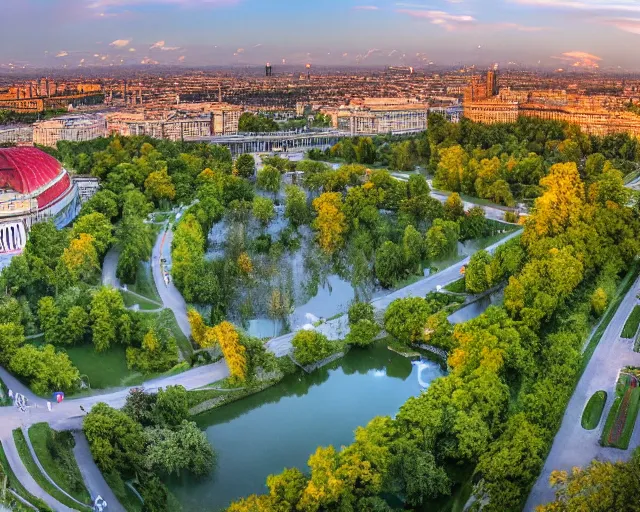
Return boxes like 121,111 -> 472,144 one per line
168,343 -> 445,511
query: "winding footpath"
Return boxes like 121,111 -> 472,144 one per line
525,275 -> 640,510
0,213 -> 521,511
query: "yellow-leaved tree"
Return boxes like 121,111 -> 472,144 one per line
187,309 -> 208,348
211,321 -> 247,382
62,233 -> 100,282
524,162 -> 584,240
312,192 -> 347,255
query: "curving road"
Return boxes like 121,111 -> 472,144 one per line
525,275 -> 640,510
0,210 -> 520,509
151,220 -> 192,339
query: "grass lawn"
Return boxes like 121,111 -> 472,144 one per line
65,344 -> 136,390
120,290 -> 162,311
622,305 -> 640,338
581,261 -> 640,373
65,309 -> 192,392
601,374 -> 640,449
445,277 -> 466,294
139,309 -> 193,359
12,429 -> 88,511
126,260 -> 161,303
581,391 -> 607,430
27,424 -> 91,505
0,441 -> 53,511
0,376 -> 11,406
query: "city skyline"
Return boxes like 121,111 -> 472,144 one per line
2,0 -> 640,71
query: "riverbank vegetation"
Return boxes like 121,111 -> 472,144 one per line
227,118 -> 640,511
84,385 -> 213,511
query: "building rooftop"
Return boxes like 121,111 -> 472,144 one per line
0,147 -> 63,195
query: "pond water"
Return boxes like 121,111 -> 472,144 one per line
168,343 -> 445,511
447,289 -> 504,325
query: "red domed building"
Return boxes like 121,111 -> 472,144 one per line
0,147 -> 81,254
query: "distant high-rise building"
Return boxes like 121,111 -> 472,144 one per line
265,63 -> 272,77
486,68 -> 499,97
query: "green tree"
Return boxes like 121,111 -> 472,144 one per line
83,403 -> 145,474
375,241 -> 404,288
144,168 -> 176,204
153,386 -> 189,427
71,212 -> 114,257
384,297 -> 433,343
348,302 -> 375,325
90,287 -> 128,352
444,192 -> 465,221
284,185 -> 309,227
403,225 -> 424,273
292,330 -> 333,366
356,137 -> 377,164
9,344 -> 79,395
425,220 -> 459,260
0,322 -> 25,366
257,165 -> 282,198
235,154 -> 256,178
465,250 -> 493,294
252,196 -> 275,227
346,319 -> 380,348
116,214 -> 153,284
389,442 -> 450,506
144,421 -> 215,478
434,145 -> 468,191
63,306 -> 89,345
79,190 -> 119,220
38,296 -> 61,345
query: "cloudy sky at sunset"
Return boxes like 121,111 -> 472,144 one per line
1,0 -> 639,70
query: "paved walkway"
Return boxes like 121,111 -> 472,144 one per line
525,275 -> 640,510
101,247 -> 121,289
151,221 -> 191,339
73,432 -> 126,512
20,426 -> 90,509
1,435 -> 75,512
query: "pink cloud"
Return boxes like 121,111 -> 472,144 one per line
397,9 -> 475,30
602,17 -> 640,34
353,5 -> 379,10
551,51 -> 602,68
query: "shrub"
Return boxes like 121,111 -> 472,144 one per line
292,330 -> 333,366
384,297 -> 432,343
346,320 -> 380,348
348,302 -> 375,325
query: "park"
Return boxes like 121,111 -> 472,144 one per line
1,115 -> 640,511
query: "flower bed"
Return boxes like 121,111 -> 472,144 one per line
601,374 -> 640,449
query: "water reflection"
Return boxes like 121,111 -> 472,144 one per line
169,344 -> 443,511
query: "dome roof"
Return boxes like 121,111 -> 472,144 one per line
0,147 -> 63,195
0,147 -> 72,209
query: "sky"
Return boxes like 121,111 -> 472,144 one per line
1,0 -> 640,71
